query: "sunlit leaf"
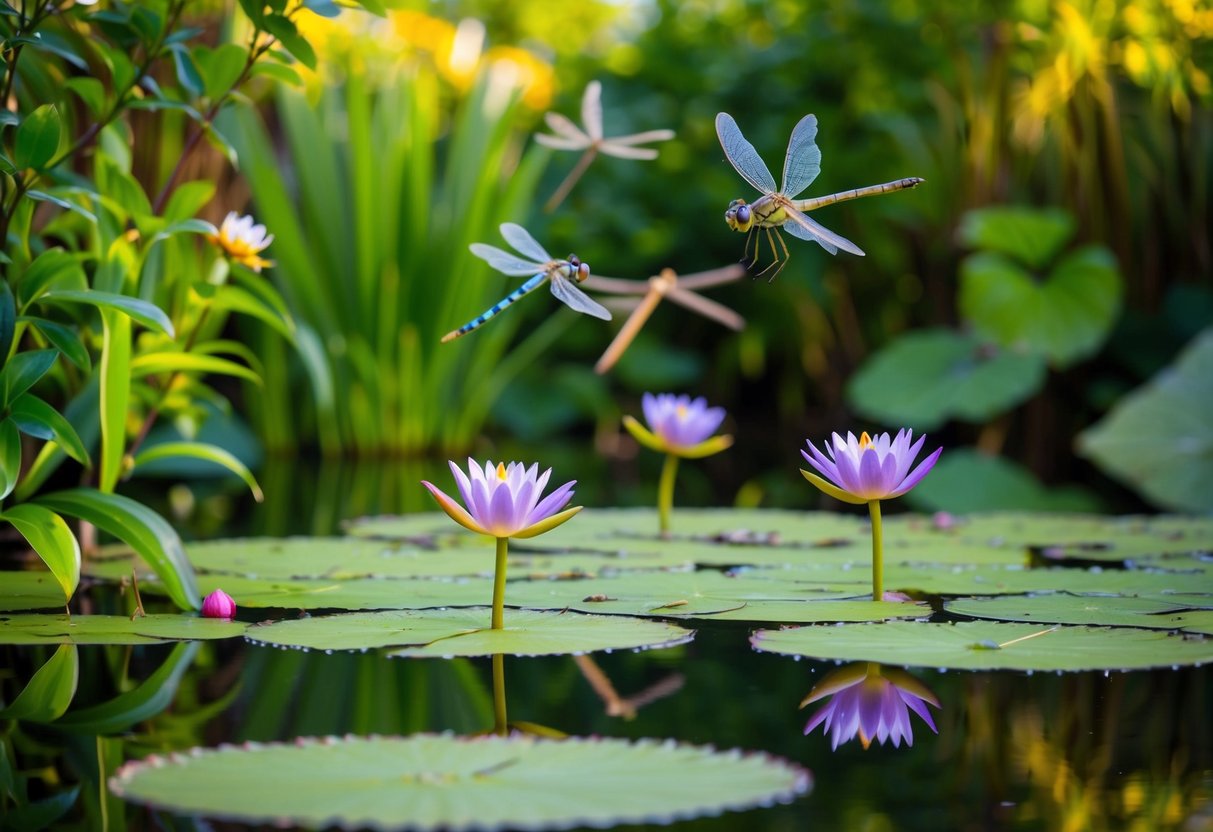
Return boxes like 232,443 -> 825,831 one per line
0,644 -> 78,722
55,642 -> 201,732
111,734 -> 810,830
9,394 -> 90,465
1,505 -> 80,601
38,290 -> 174,335
132,441 -> 263,501
0,571 -> 70,611
14,104 -> 61,170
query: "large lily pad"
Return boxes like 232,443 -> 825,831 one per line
0,571 -> 69,611
244,608 -> 693,657
1078,328 -> 1213,513
110,733 -> 810,831
750,620 -> 1213,671
944,594 -> 1197,628
0,613 -> 246,645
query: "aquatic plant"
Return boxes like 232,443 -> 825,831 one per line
422,460 -> 581,628
623,394 -> 733,536
800,430 -> 941,600
201,589 -> 238,620
800,662 -> 939,750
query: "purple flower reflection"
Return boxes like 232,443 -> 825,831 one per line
802,662 -> 940,750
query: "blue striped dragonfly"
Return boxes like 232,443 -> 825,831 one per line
716,112 -> 924,282
442,223 -> 612,343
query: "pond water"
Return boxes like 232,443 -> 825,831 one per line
3,459 -> 1211,830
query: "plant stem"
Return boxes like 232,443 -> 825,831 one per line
543,146 -> 597,213
491,536 -> 508,629
492,652 -> 507,736
868,499 -> 883,601
658,453 -> 679,539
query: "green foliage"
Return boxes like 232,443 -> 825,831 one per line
904,450 -> 1103,514
1078,328 -> 1213,512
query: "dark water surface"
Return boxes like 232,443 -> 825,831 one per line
3,459 -> 1211,830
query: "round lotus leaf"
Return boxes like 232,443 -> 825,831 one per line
944,594 -> 1194,628
694,599 -> 928,624
845,328 -> 1046,430
958,206 -> 1076,270
750,620 -> 1213,671
0,571 -> 69,611
109,733 -> 810,830
0,614 -> 246,645
245,608 -> 693,657
904,451 -> 1102,514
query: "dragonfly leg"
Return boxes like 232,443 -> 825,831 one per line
740,228 -> 759,276
751,228 -> 783,281
766,229 -> 790,283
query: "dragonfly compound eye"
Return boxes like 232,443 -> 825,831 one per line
577,262 -> 590,282
737,204 -> 751,225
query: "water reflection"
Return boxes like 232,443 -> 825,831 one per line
800,662 -> 940,750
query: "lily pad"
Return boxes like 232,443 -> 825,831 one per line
109,733 -> 810,831
1078,328 -> 1213,513
0,613 -> 246,645
244,608 -> 694,657
750,620 -> 1213,671
0,571 -> 69,611
944,594 -> 1194,628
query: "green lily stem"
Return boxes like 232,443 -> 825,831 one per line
868,499 -> 883,601
492,537 -> 508,630
492,652 -> 507,736
658,453 -> 679,538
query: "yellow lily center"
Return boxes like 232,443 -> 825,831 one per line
496,462 -> 507,480
676,404 -> 688,420
859,432 -> 872,450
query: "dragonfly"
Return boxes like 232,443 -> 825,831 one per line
715,112 -> 924,282
441,222 -> 612,343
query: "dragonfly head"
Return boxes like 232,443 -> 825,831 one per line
567,254 -> 591,284
724,199 -> 753,232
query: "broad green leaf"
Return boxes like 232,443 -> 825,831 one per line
1,505 -> 80,601
0,614 -> 242,645
170,43 -> 204,98
0,644 -> 78,722
36,489 -> 200,610
959,246 -> 1122,368
38,290 -> 174,335
98,310 -> 130,493
131,351 -> 261,384
945,594 -> 1196,628
132,441 -> 263,501
111,734 -> 809,831
0,281 -> 14,372
162,180 -> 216,223
0,348 -> 56,406
0,571 -> 70,611
1078,327 -> 1213,512
0,419 -> 21,499
209,284 -> 296,340
250,61 -> 302,86
904,450 -> 1103,513
262,14 -> 317,69
65,77 -> 107,116
751,620 -> 1213,671
55,642 -> 201,733
958,206 -> 1075,270
846,329 -> 1046,430
201,43 -> 249,98
246,608 -> 693,657
23,190 -> 97,224
20,316 -> 90,370
13,104 -> 61,170
9,394 -> 90,464
95,153 -> 152,219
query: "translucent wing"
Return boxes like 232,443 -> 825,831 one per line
715,113 -> 777,195
469,243 -> 545,276
582,80 -> 604,141
781,203 -> 865,256
549,274 -> 612,320
781,114 -> 823,198
499,223 -> 552,263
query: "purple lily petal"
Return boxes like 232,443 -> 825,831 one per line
889,446 -> 943,498
803,663 -> 941,751
423,459 -> 581,540
528,480 -> 576,525
801,430 -> 943,503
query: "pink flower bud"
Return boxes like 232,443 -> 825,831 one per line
201,589 -> 237,619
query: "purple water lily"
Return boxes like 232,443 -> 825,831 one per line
624,393 -> 732,458
422,459 -> 580,539
802,663 -> 940,750
200,588 -> 237,619
800,429 -> 942,504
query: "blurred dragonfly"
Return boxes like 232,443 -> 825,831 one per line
585,264 -> 747,374
536,81 -> 675,213
716,112 -> 924,281
441,223 -> 611,343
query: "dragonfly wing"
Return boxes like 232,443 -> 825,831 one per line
550,275 -> 612,320
469,242 -> 545,276
781,114 -> 823,198
715,113 -> 777,195
781,203 -> 865,256
582,80 -> 604,141
499,223 -> 552,263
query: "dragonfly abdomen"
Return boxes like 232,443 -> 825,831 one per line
794,177 -> 925,212
441,273 -> 547,342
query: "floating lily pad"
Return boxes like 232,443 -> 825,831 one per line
750,620 -> 1213,671
944,594 -> 1194,628
0,571 -> 69,611
110,733 -> 810,831
0,613 -> 246,645
245,609 -> 693,657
